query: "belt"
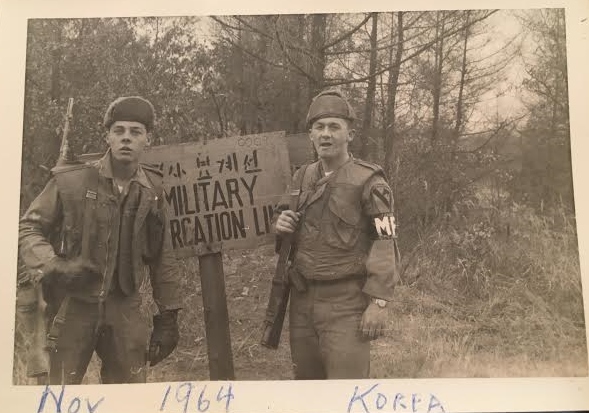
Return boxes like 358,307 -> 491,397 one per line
304,274 -> 365,285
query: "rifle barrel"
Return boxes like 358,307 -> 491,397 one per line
58,98 -> 75,164
260,189 -> 302,349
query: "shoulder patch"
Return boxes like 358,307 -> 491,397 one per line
369,183 -> 393,212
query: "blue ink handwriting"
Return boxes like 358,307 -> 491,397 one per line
160,382 -> 234,413
37,385 -> 104,413
347,384 -> 444,413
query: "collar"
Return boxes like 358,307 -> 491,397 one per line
94,150 -> 153,189
317,154 -> 353,176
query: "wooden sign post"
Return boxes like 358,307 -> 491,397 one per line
141,131 -> 292,380
199,249 -> 234,380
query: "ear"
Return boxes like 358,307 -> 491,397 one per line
146,132 -> 152,147
347,128 -> 355,142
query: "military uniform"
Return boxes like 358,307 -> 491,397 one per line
19,151 -> 181,384
285,156 -> 399,379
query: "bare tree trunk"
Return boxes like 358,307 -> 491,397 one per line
545,11 -> 563,206
453,10 -> 470,149
49,22 -> 63,102
236,20 -> 247,135
431,11 -> 446,145
442,11 -> 471,213
254,17 -> 271,133
359,13 -> 379,160
384,12 -> 404,179
209,90 -> 225,137
307,14 -> 327,99
289,15 -> 306,133
382,14 -> 395,158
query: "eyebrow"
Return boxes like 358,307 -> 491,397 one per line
113,125 -> 146,132
315,121 -> 341,127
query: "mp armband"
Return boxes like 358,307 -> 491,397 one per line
371,213 -> 397,240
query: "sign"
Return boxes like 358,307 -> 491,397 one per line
285,133 -> 315,170
141,131 -> 292,258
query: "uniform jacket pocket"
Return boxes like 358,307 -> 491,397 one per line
325,185 -> 363,249
142,203 -> 165,262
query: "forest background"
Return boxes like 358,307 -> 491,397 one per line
13,8 -> 587,383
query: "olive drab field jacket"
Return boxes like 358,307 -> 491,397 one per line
18,152 -> 181,312
289,157 -> 399,301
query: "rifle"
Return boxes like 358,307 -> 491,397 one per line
28,282 -> 50,383
15,266 -> 49,383
57,98 -> 75,165
23,98 -> 75,383
261,189 -> 301,349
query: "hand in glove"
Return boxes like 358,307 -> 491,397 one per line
43,256 -> 101,290
148,310 -> 180,366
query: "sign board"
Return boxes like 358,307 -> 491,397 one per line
285,133 -> 315,171
141,131 -> 292,258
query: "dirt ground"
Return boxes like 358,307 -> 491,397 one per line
14,243 -> 588,384
145,244 -> 588,382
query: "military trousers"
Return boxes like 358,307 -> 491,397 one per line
48,290 -> 149,384
289,276 -> 371,379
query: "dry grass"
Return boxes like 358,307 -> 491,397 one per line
12,198 -> 588,384
371,286 -> 587,379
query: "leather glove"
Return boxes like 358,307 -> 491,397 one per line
43,256 -> 101,291
359,302 -> 389,340
148,310 -> 180,366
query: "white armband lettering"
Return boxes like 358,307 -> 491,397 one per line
372,213 -> 397,239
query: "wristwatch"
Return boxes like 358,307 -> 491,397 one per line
371,298 -> 388,308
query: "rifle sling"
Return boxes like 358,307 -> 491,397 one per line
45,295 -> 70,353
80,167 -> 99,259
285,163 -> 309,264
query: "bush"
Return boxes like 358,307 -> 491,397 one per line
402,193 -> 586,361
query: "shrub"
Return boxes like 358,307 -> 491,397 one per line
402,194 -> 586,361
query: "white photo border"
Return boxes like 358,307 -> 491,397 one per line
1,0 -> 588,412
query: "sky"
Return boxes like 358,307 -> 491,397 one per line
199,10 -> 539,130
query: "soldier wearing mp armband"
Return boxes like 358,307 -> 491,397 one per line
18,96 -> 182,384
273,88 -> 400,379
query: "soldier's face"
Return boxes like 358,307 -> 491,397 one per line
309,117 -> 353,161
106,121 -> 150,164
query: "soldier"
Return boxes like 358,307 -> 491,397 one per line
18,96 -> 181,384
274,88 -> 399,379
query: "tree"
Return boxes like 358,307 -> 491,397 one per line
383,12 -> 404,180
516,8 -> 572,210
358,13 -> 379,159
20,17 -> 215,209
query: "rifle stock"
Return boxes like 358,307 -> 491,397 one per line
261,190 -> 301,349
28,284 -> 50,380
21,98 -> 74,382
15,269 -> 50,380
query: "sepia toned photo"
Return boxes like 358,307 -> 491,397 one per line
13,8 -> 586,386
4,2 -> 588,410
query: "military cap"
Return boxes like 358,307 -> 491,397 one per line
306,88 -> 356,127
103,96 -> 156,132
